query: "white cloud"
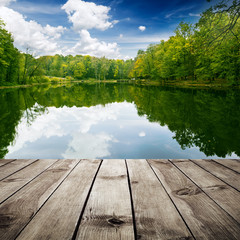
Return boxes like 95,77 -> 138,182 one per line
139,26 -> 146,32
0,6 -> 65,55
165,5 -> 195,19
43,24 -> 65,39
123,55 -> 133,61
62,0 -> 118,31
189,13 -> 200,17
119,34 -> 123,38
6,103 -> 123,157
0,0 -> 15,7
62,132 -> 113,159
139,131 -> 146,137
0,0 -> 122,58
112,20 -> 119,25
66,29 -> 120,58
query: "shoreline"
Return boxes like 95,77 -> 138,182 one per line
0,79 -> 239,90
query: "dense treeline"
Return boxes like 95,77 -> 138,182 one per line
0,0 -> 239,85
39,55 -> 134,80
129,1 -> 240,84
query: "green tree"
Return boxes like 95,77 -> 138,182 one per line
73,62 -> 86,79
0,19 -> 21,84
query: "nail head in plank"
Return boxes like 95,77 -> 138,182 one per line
0,159 -> 58,204
16,159 -> 101,240
76,159 -> 134,240
127,159 -> 193,240
171,159 -> 240,223
0,159 -> 79,240
148,159 -> 240,239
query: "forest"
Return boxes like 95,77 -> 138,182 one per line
0,0 -> 239,86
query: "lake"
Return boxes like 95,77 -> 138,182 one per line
0,82 -> 239,159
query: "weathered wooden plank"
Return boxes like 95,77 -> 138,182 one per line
76,159 -> 134,240
16,159 -> 101,240
192,159 -> 240,191
213,159 -> 240,173
0,159 -> 16,167
148,159 -> 240,239
127,159 -> 193,240
0,159 -> 58,204
171,159 -> 240,223
0,159 -> 37,181
0,159 -> 79,240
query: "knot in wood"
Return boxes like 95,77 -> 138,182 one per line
107,217 -> 125,226
174,187 -> 201,196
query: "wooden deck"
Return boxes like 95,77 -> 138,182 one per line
0,159 -> 239,240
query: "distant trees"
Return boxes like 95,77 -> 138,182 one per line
38,54 -> 134,81
0,20 -> 134,84
1,0 -> 239,86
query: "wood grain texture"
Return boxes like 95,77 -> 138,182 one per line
76,159 -> 134,240
0,159 -> 78,240
0,159 -> 16,167
17,159 -> 101,240
0,159 -> 57,204
192,159 -> 240,191
0,159 -> 37,181
171,159 -> 240,223
127,159 -> 193,240
148,159 -> 240,240
213,159 -> 240,173
0,159 -> 239,240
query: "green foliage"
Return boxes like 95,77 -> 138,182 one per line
129,1 -> 240,85
0,20 -> 45,85
40,54 -> 133,81
1,0 -> 239,86
0,20 -> 21,84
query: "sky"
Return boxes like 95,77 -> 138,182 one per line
0,0 -> 218,59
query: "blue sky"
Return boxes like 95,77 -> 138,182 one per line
0,0 -> 218,59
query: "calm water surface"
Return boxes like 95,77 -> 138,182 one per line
0,83 -> 239,159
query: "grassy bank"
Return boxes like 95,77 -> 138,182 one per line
0,77 -> 239,90
139,78 -> 240,89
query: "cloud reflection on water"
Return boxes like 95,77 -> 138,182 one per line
7,102 -> 125,159
6,101 -> 237,159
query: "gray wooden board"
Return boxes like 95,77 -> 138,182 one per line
0,159 -> 16,167
17,159 -> 101,240
148,159 -> 240,239
0,159 -> 37,181
213,159 -> 240,173
0,159 -> 58,204
127,159 -> 193,240
171,159 -> 240,223
76,159 -> 134,240
0,159 -> 78,240
192,159 -> 240,191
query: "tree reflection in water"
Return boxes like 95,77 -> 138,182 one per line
0,83 -> 239,158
